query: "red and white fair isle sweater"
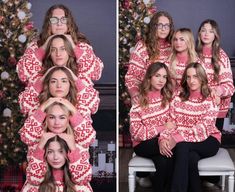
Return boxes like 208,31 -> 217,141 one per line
159,91 -> 221,143
16,40 -> 104,86
201,47 -> 234,118
18,73 -> 100,116
22,147 -> 93,192
129,91 -> 171,147
125,40 -> 171,98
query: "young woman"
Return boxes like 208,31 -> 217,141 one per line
125,11 -> 174,100
166,28 -> 199,89
23,135 -> 93,192
129,62 -> 174,191
18,35 -> 100,116
159,63 -> 221,192
196,19 -> 234,120
17,4 -> 103,85
19,101 -> 94,191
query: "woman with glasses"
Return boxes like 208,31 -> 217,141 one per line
17,4 -> 103,86
125,11 -> 174,103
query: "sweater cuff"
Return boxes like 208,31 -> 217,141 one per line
33,146 -> 45,160
171,133 -> 184,143
69,112 -> 84,127
35,47 -> 46,61
74,45 -> 83,59
75,78 -> 85,92
33,78 -> 43,93
33,109 -> 46,123
129,88 -> 139,99
215,86 -> 224,97
157,125 -> 166,133
68,148 -> 81,163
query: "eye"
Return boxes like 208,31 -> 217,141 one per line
51,48 -> 57,53
60,47 -> 66,51
62,79 -> 68,83
50,80 -> 57,84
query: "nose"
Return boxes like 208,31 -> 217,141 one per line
56,81 -> 61,88
53,152 -> 59,160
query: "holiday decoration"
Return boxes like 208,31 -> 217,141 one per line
119,0 -> 156,146
0,0 -> 37,170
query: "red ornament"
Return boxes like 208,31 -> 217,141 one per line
8,56 -> 17,65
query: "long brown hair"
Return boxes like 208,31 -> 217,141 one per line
139,62 -> 173,108
196,19 -> 221,82
180,62 -> 211,101
40,34 -> 78,76
144,11 -> 174,61
37,4 -> 89,47
39,67 -> 78,106
39,135 -> 76,192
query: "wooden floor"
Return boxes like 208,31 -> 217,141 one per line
119,148 -> 235,192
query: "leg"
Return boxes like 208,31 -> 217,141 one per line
228,175 -> 234,192
128,169 -> 135,192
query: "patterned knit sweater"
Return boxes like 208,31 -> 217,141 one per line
159,91 -> 221,143
129,91 -> 171,147
21,147 -> 93,192
125,40 -> 171,98
16,40 -> 104,86
201,47 -> 234,118
18,73 -> 100,116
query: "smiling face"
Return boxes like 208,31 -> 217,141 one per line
46,104 -> 69,134
199,23 -> 215,47
50,8 -> 68,34
150,67 -> 167,91
46,140 -> 67,169
186,67 -> 202,92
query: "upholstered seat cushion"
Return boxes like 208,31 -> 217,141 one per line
198,148 -> 234,171
128,156 -> 155,168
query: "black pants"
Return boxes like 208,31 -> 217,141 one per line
134,138 -> 174,192
170,136 -> 220,192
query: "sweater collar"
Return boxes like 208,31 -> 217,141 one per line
176,52 -> 189,63
52,169 -> 64,182
202,46 -> 212,56
189,90 -> 202,99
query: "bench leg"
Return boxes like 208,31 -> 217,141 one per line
228,175 -> 234,192
128,170 -> 135,192
221,175 -> 225,191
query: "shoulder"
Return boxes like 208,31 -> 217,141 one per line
77,41 -> 93,50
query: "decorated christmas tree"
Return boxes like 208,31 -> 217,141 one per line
119,0 -> 156,146
0,0 -> 37,167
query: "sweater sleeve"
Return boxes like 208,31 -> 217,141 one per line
125,41 -> 149,98
69,146 -> 92,185
16,40 -> 42,85
75,42 -> 104,82
18,109 -> 46,146
129,105 -> 166,142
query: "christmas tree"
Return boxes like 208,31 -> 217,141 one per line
0,0 -> 37,167
119,0 -> 156,146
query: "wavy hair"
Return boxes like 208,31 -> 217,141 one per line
39,135 -> 76,192
37,4 -> 89,47
144,11 -> 174,61
39,67 -> 78,106
196,19 -> 221,82
139,62 -> 173,108
180,62 -> 211,101
40,34 -> 78,76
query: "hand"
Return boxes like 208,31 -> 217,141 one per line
131,94 -> 139,105
211,89 -> 221,105
64,66 -> 78,81
56,98 -> 77,115
168,136 -> 176,150
58,133 -> 76,151
41,34 -> 56,50
40,97 -> 61,112
38,132 -> 56,149
64,34 -> 76,48
159,139 -> 173,158
165,121 -> 176,130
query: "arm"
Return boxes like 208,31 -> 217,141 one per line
125,41 -> 149,98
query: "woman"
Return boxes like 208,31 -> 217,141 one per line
17,4 -> 103,85
159,63 -> 221,192
166,28 -> 199,89
23,135 -> 93,192
125,11 -> 174,101
196,19 -> 234,122
129,62 -> 174,191
18,35 -> 100,116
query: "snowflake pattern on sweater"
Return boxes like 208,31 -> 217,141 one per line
160,93 -> 221,143
129,91 -> 170,147
125,40 -> 171,98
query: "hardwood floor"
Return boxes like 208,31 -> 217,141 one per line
119,148 -> 235,192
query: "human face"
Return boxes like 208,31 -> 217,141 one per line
49,70 -> 70,98
50,38 -> 69,66
150,68 -> 167,91
186,68 -> 202,92
156,16 -> 171,39
46,104 -> 69,134
50,8 -> 68,34
200,23 -> 215,47
46,141 -> 66,169
173,32 -> 188,53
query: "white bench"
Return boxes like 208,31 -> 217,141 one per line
128,148 -> 235,192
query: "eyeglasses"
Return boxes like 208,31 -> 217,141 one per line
155,23 -> 170,30
49,17 -> 68,24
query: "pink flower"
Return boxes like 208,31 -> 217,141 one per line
24,21 -> 34,31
